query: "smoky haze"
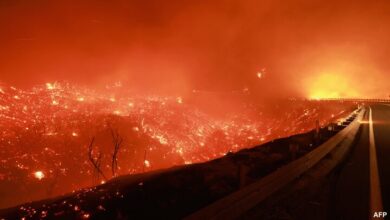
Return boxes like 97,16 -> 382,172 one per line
1,0 -> 390,98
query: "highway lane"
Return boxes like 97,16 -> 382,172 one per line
334,105 -> 389,220
371,105 -> 390,216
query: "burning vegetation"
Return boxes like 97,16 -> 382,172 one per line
0,82 -> 354,208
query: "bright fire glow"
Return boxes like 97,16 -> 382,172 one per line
305,73 -> 359,99
257,69 -> 266,79
144,160 -> 151,168
46,83 -> 55,90
34,171 -> 45,180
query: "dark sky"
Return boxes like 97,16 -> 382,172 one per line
1,0 -> 389,98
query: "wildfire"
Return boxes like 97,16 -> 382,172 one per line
46,83 -> 55,90
305,73 -> 359,99
0,82 -> 354,209
144,160 -> 151,168
176,97 -> 183,104
34,171 -> 45,180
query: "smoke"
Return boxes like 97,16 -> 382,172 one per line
0,0 -> 390,98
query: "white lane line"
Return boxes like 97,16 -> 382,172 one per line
369,107 -> 384,219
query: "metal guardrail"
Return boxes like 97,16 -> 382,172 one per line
310,98 -> 390,103
186,108 -> 365,220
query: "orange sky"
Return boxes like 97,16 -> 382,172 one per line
1,0 -> 389,98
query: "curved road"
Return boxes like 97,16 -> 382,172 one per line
335,105 -> 390,220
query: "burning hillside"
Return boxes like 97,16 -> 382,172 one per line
0,82 -> 354,208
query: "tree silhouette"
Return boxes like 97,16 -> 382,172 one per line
87,137 -> 107,182
110,128 -> 123,177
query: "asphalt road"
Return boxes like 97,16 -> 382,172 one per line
334,105 -> 390,220
371,105 -> 390,216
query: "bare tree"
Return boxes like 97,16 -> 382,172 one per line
110,128 -> 123,177
88,137 -> 107,182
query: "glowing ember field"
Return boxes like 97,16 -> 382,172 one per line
0,82 -> 354,208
